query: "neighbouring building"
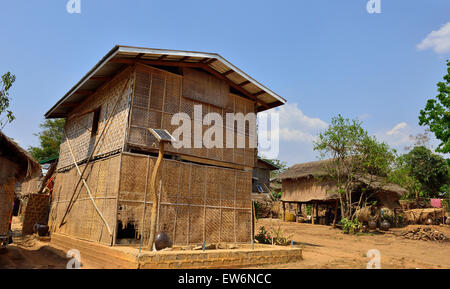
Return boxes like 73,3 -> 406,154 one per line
277,159 -> 407,225
0,132 -> 41,244
45,45 -> 286,247
252,158 -> 279,194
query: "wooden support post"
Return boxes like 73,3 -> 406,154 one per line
148,142 -> 164,250
332,199 -> 339,228
311,203 -> 315,225
282,201 -> 286,222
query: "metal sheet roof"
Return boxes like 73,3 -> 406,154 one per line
45,45 -> 286,118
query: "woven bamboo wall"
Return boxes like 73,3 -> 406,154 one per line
57,67 -> 134,171
48,154 -> 120,245
118,152 -> 252,246
0,179 -> 14,235
127,64 -> 257,168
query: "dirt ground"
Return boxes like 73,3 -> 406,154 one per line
2,216 -> 449,269
0,217 -> 68,269
253,218 -> 450,269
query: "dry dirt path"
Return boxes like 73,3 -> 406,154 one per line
0,217 -> 68,269
253,218 -> 450,269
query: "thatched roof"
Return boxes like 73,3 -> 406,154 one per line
277,159 -> 331,180
0,131 -> 41,182
279,159 -> 407,198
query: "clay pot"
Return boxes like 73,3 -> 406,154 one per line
368,220 -> 377,230
445,217 -> 450,225
155,232 -> 172,251
425,218 -> 433,225
380,220 -> 391,231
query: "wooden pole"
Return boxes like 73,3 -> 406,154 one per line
64,132 -> 113,236
311,203 -> 315,225
148,142 -> 164,250
332,199 -> 338,228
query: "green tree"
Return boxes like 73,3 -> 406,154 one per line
28,119 -> 66,162
401,146 -> 449,198
314,115 -> 395,219
419,60 -> 450,153
0,72 -> 16,129
261,158 -> 288,178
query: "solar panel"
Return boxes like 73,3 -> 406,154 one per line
148,128 -> 175,142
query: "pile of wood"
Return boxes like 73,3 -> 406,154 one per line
400,227 -> 448,242
403,208 -> 445,225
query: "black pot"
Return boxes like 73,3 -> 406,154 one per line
380,220 -> 390,231
368,220 -> 377,230
155,232 -> 171,251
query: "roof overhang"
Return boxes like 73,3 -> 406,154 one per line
45,45 -> 286,118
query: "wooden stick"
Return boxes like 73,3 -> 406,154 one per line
64,131 -> 113,236
148,142 -> 164,250
59,77 -> 130,228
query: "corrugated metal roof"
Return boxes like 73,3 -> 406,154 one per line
45,45 -> 286,118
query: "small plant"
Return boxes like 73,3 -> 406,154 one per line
270,191 -> 282,201
306,205 -> 312,216
255,225 -> 294,246
255,226 -> 272,244
341,218 -> 362,234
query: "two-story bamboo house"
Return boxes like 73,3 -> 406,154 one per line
45,45 -> 286,247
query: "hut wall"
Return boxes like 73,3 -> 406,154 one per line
252,167 -> 270,193
48,154 -> 121,245
0,179 -> 14,235
117,152 -> 253,245
281,178 -> 337,203
57,67 -> 134,170
127,63 -> 257,168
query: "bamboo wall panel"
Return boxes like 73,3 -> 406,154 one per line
57,68 -> 134,170
118,153 -> 252,246
182,68 -> 229,108
48,155 -> 120,245
281,178 -> 338,203
127,64 -> 257,168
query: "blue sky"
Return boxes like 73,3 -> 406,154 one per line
1,0 -> 450,165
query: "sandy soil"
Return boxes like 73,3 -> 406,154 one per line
2,216 -> 449,269
0,217 -> 68,269
253,218 -> 450,269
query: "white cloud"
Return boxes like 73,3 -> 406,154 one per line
258,103 -> 328,165
386,122 -> 407,136
417,22 -> 450,54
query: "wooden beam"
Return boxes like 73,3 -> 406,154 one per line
60,102 -> 79,108
222,70 -> 234,76
73,90 -> 95,95
135,53 -> 145,59
90,76 -> 112,82
158,54 -> 168,60
179,56 -> 190,62
238,80 -> 251,87
204,58 -> 217,65
254,90 -> 265,97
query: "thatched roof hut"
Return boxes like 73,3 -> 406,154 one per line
278,159 -> 407,206
0,131 -> 41,183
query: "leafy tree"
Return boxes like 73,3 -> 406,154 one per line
401,146 -> 449,198
261,158 -> 288,178
314,115 -> 395,219
28,119 -> 66,162
419,60 -> 450,153
389,155 -> 422,200
0,72 -> 16,129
